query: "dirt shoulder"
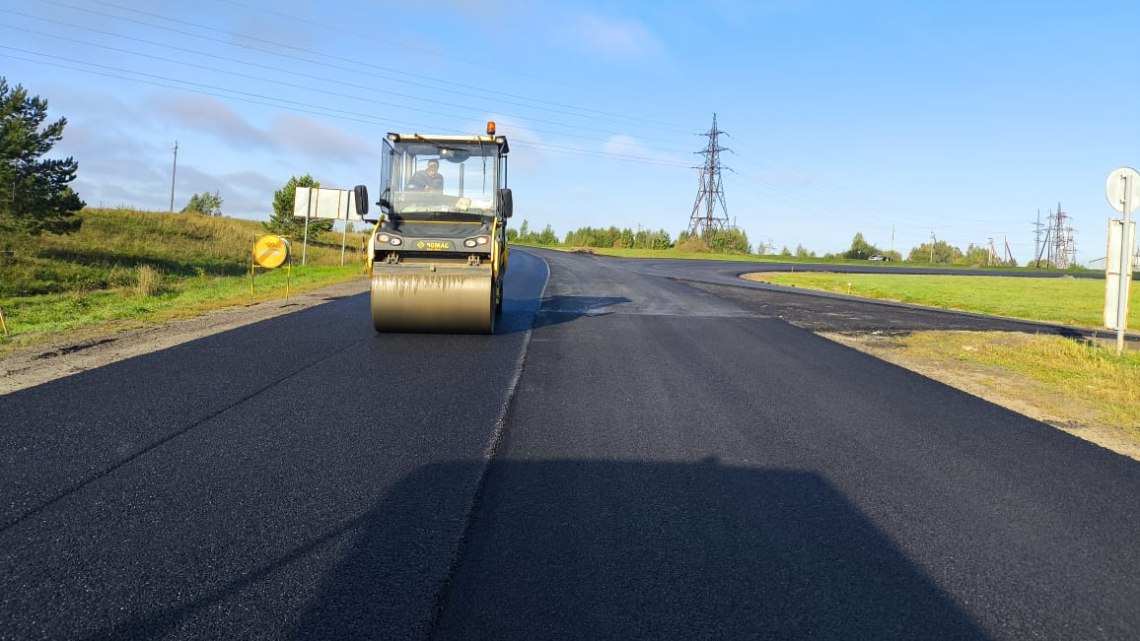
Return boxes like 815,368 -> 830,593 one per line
0,279 -> 369,396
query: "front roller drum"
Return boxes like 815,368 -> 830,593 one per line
371,268 -> 495,334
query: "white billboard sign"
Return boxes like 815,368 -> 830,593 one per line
293,187 -> 363,221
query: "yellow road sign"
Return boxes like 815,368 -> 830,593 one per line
254,235 -> 290,269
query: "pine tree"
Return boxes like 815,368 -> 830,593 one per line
0,77 -> 85,235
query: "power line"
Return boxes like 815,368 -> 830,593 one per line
208,0 -> 693,134
1,50 -> 695,169
4,17 -> 698,154
29,0 -> 693,136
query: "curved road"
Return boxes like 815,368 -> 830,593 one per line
1,249 -> 1137,640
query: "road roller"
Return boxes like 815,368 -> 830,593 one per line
353,123 -> 512,333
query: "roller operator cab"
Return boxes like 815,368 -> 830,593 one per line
353,124 -> 512,334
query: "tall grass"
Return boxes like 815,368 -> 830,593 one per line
134,265 -> 163,297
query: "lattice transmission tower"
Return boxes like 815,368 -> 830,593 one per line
688,113 -> 731,241
1033,202 -> 1077,268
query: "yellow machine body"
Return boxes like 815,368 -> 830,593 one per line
357,129 -> 511,334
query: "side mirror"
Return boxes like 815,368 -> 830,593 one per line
353,185 -> 369,216
499,188 -> 513,219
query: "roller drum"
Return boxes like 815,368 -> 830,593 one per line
371,266 -> 495,334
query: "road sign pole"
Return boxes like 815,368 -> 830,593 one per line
303,196 -> 310,267
1118,174 -> 1133,355
341,192 -> 349,267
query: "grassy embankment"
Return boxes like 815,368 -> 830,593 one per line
746,271 -> 1140,437
0,208 -> 368,350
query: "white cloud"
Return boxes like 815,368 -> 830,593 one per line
54,116 -> 172,210
174,165 -> 278,217
149,94 -> 273,149
570,12 -> 662,58
602,135 -> 682,166
269,114 -> 379,160
603,135 -> 650,158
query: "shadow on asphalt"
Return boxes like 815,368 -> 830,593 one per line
287,459 -> 992,640
72,460 -> 991,639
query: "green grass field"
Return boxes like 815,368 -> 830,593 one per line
746,272 -> 1137,330
0,208 -> 367,346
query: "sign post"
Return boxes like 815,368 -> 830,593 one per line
341,190 -> 354,266
1105,167 -> 1139,354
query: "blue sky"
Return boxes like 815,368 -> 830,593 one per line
4,0 -> 1138,263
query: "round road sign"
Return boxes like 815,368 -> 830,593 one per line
254,235 -> 290,269
1105,167 -> 1140,214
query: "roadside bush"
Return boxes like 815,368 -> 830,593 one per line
676,237 -> 711,253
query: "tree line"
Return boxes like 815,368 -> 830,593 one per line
832,232 -> 1018,267
511,221 -> 753,255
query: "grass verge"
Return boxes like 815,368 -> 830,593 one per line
0,264 -> 363,353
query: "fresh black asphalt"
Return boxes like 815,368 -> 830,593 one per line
1,248 -> 1138,640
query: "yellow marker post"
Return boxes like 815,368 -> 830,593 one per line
0,306 -> 9,338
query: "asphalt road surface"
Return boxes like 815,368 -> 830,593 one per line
2,248 -> 1137,640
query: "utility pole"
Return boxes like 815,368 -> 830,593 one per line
169,141 -> 178,212
1047,207 -> 1055,267
687,113 -> 731,244
930,231 -> 936,264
